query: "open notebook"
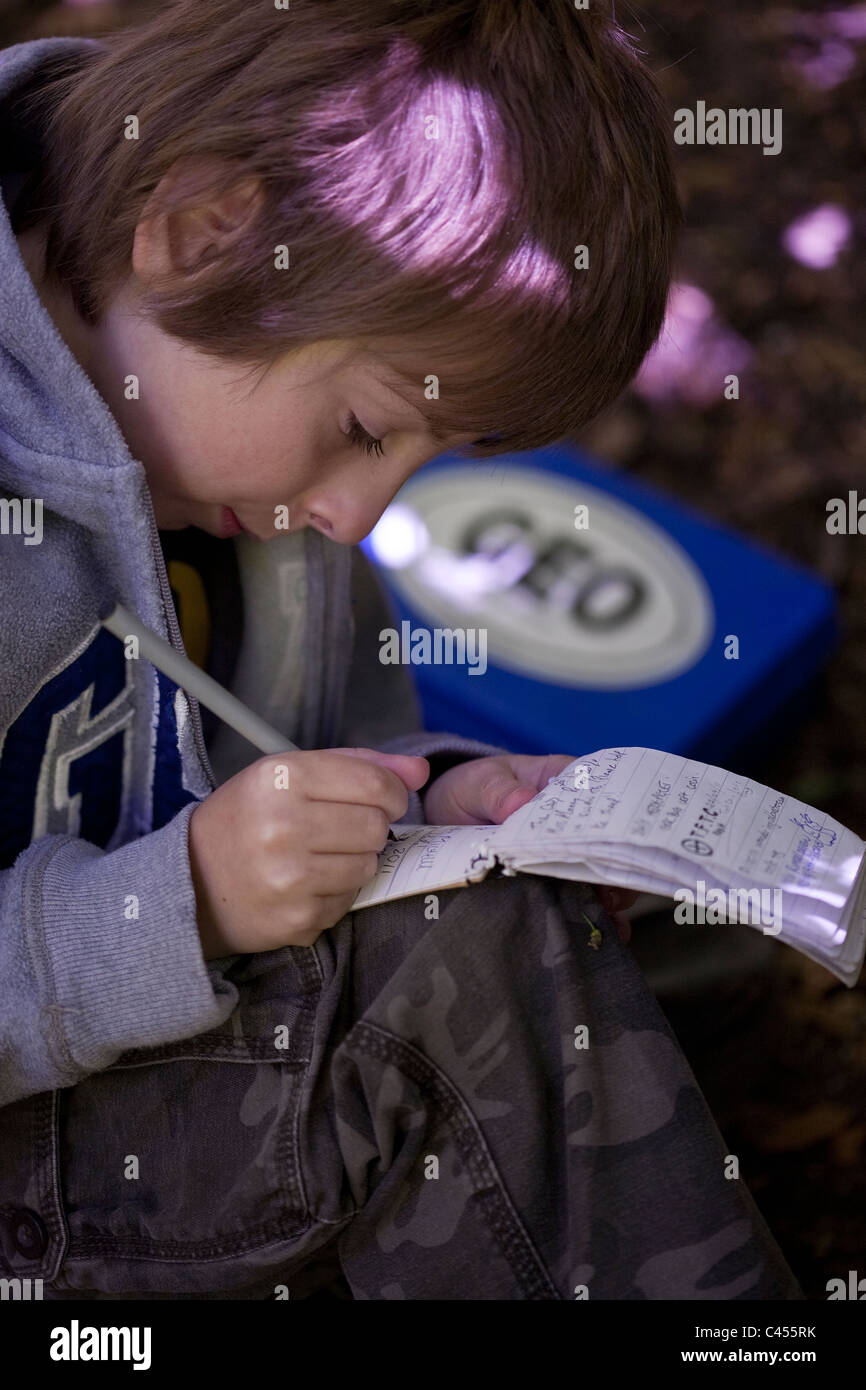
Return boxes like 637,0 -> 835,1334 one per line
352,747 -> 866,988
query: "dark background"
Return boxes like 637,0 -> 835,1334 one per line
2,0 -> 863,1300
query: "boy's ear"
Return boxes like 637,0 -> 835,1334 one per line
132,161 -> 264,283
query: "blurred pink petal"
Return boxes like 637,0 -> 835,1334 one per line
826,6 -> 866,40
634,283 -> 752,408
789,39 -> 857,89
782,204 -> 852,269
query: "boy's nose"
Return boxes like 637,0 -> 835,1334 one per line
302,488 -> 405,546
315,512 -> 385,546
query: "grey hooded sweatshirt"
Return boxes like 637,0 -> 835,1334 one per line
0,35 -> 503,1114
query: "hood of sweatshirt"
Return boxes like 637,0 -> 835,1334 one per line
0,36 -> 355,853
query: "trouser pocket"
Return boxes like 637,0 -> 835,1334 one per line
50,944 -> 334,1295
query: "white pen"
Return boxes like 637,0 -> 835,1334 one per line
100,600 -> 402,840
99,599 -> 298,755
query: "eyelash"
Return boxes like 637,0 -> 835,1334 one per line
345,413 -> 385,458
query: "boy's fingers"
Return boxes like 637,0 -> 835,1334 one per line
271,749 -> 427,819
328,747 -> 430,791
301,800 -> 391,853
612,911 -> 632,945
288,892 -> 359,945
316,892 -> 359,925
596,886 -> 639,915
472,766 -> 537,823
464,754 -> 575,822
509,752 -> 574,791
306,851 -> 382,896
595,889 -> 636,944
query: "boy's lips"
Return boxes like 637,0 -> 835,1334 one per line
216,506 -> 321,540
220,506 -> 253,539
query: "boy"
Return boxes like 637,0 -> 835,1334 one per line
0,1 -> 802,1299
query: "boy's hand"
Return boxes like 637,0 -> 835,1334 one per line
188,748 -> 429,958
422,753 -> 636,943
422,752 -> 574,826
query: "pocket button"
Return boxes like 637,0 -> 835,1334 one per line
8,1208 -> 48,1259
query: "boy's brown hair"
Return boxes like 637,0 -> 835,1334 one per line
12,0 -> 681,456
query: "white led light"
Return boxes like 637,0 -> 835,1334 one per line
367,505 -> 430,568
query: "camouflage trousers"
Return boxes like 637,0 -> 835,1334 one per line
36,874 -> 804,1300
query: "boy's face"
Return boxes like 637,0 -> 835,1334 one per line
88,322 -> 474,545
17,223 -> 474,547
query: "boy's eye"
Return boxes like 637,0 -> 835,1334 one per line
345,412 -> 385,458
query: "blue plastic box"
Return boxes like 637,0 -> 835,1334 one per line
361,445 -> 837,763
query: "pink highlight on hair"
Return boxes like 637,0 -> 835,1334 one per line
299,60 -> 565,310
25,1 -> 681,456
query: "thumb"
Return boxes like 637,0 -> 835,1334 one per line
329,746 -> 430,792
474,763 -> 538,823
